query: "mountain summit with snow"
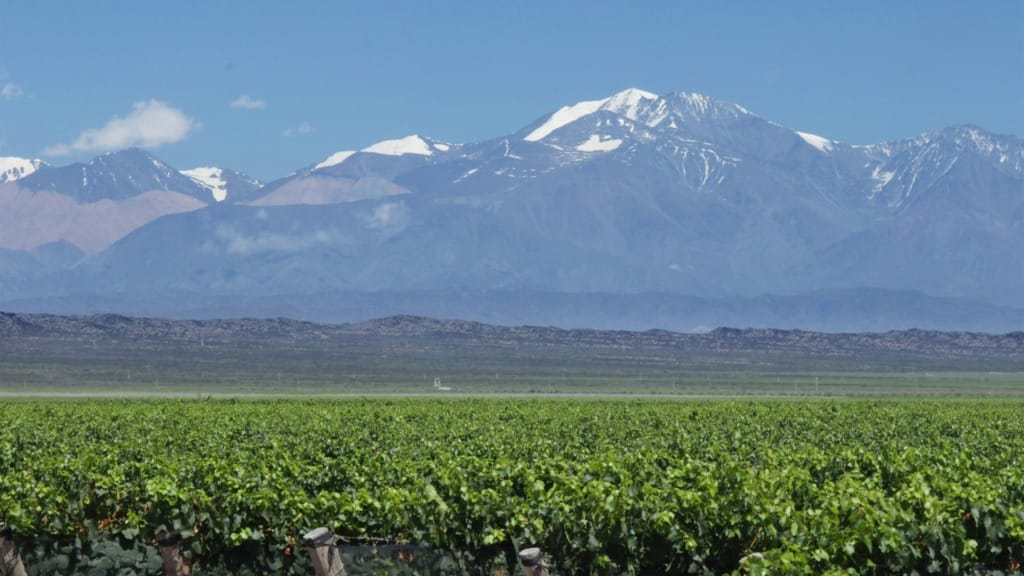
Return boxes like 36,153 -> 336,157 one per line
0,88 -> 1021,332
313,135 -> 453,171
523,88 -> 660,141
0,157 -> 44,183
521,88 -> 753,146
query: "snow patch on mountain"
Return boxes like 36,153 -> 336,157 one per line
796,131 -> 835,153
315,138 -> 449,169
502,139 -> 524,160
0,157 -> 43,183
363,135 -> 433,156
314,151 -> 356,170
454,168 -> 478,183
869,166 -> 895,197
182,167 -> 228,202
642,99 -> 671,128
525,88 -> 659,142
525,99 -> 608,142
576,135 -> 623,152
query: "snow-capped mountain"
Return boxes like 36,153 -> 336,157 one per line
314,134 -> 454,170
247,135 -> 456,207
2,88 -> 1022,331
0,157 -> 44,183
519,88 -> 752,147
12,148 -> 211,202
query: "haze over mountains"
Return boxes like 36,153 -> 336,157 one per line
1,88 -> 1022,332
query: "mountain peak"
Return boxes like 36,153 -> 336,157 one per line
362,134 -> 436,157
86,147 -> 175,175
896,124 -> 1023,166
13,147 -> 213,203
524,88 -> 660,142
660,91 -> 753,122
95,146 -> 160,162
522,88 -> 759,143
934,125 -> 1024,171
313,135 -> 452,171
940,124 -> 1003,145
603,88 -> 660,117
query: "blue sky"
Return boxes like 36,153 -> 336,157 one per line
1,1 -> 1021,181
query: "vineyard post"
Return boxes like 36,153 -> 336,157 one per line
156,531 -> 192,576
0,526 -> 27,576
0,524 -> 27,573
518,547 -> 550,576
303,527 -> 347,576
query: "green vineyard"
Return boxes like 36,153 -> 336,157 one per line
2,398 -> 1023,574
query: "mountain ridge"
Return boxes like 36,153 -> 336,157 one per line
3,310 -> 1023,362
3,287 -> 1023,334
1,88 -> 1021,332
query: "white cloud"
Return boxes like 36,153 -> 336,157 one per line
213,224 -> 334,255
283,121 -> 314,138
230,94 -> 266,110
1,82 -> 23,99
365,201 -> 408,230
43,100 -> 197,156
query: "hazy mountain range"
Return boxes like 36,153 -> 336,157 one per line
1,88 -> 1022,332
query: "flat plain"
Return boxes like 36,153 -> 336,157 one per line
2,313 -> 1024,397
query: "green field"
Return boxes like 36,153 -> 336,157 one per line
3,398 -> 1024,575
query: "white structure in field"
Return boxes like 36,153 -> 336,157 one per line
433,377 -> 451,392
